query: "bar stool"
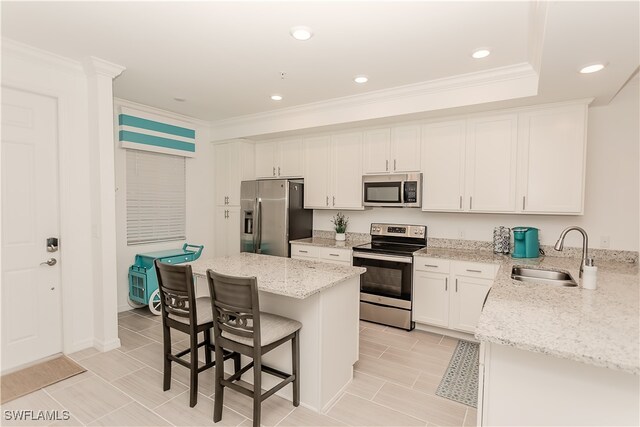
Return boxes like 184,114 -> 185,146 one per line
206,270 -> 301,427
155,261 -> 240,407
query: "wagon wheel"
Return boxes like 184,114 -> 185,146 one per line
127,296 -> 146,309
148,289 -> 162,316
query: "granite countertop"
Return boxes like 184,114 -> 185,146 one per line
187,252 -> 366,299
414,246 -> 507,264
474,255 -> 639,374
290,237 -> 367,249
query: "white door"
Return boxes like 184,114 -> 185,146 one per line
449,276 -> 492,333
213,143 -> 229,206
1,87 -> 62,372
421,121 -> 467,211
413,271 -> 450,327
254,141 -> 277,179
391,125 -> 421,172
363,128 -> 390,174
331,132 -> 363,209
303,136 -> 331,209
278,138 -> 304,178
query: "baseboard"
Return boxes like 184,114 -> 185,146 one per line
68,338 -> 95,354
118,304 -> 133,313
93,337 -> 121,352
414,322 -> 477,342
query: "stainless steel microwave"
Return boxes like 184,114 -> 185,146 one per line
362,173 -> 422,208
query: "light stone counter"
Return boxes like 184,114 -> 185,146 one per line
290,237 -> 366,249
187,252 -> 365,299
414,246 -> 507,264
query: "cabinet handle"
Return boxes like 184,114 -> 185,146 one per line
394,159 -> 397,171
424,264 -> 438,268
329,253 -> 340,257
299,250 -> 308,253
470,196 -> 473,210
278,166 -> 281,176
459,196 -> 462,209
522,196 -> 526,210
326,196 -> 329,207
333,196 -> 335,206
455,278 -> 458,292
273,167 -> 276,177
385,160 -> 389,171
466,269 -> 482,273
445,277 -> 448,291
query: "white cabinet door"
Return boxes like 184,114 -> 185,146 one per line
214,143 -> 229,206
214,207 -> 228,256
391,125 -> 421,172
226,207 -> 241,255
413,271 -> 450,328
465,114 -> 518,212
303,136 -> 331,209
449,276 -> 491,333
255,141 -> 277,179
278,138 -> 304,177
363,128 -> 391,174
421,121 -> 466,211
226,143 -> 242,206
518,105 -> 586,214
331,132 -> 363,209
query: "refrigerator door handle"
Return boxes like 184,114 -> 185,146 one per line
256,198 -> 263,254
252,198 -> 258,252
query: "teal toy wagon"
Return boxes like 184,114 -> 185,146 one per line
128,243 -> 204,315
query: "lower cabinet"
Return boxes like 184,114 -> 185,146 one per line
290,244 -> 351,266
413,257 -> 496,334
214,206 -> 240,257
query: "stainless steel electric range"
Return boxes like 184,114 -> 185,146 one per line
352,223 -> 427,330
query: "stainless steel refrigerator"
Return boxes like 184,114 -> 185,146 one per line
240,179 -> 313,257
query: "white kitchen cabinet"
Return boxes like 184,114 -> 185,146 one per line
465,114 -> 518,212
517,104 -> 587,214
290,244 -> 351,266
304,133 -> 363,210
363,125 -> 420,174
413,257 -> 496,333
255,138 -> 304,179
214,140 -> 254,207
214,206 -> 240,257
421,121 -> 466,211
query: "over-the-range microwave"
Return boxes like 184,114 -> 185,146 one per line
362,173 -> 422,208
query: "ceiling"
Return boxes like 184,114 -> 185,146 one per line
2,1 -> 638,131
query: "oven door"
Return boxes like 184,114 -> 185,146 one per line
363,181 -> 404,206
352,252 -> 413,309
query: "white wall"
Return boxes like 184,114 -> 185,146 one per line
113,99 -> 215,312
314,80 -> 640,251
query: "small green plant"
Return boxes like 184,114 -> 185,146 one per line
331,212 -> 349,234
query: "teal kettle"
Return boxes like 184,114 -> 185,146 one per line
512,227 -> 540,258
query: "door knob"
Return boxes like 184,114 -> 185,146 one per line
40,258 -> 57,266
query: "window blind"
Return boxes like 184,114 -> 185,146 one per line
126,150 -> 186,245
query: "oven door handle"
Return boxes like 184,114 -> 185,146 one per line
353,252 -> 413,264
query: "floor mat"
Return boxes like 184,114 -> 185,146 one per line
435,340 -> 479,408
1,355 -> 86,404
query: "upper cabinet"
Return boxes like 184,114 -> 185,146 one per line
255,138 -> 304,179
363,125 -> 420,174
304,132 -> 363,210
465,114 -> 518,212
517,104 -> 587,214
214,140 -> 254,207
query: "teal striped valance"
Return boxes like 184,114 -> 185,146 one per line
118,107 -> 196,157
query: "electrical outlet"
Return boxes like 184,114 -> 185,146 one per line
458,229 -> 465,239
600,235 -> 610,248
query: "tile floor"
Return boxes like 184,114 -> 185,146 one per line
1,309 -> 476,426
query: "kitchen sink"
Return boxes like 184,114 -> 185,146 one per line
511,267 -> 578,287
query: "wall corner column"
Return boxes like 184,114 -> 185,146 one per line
83,57 -> 126,351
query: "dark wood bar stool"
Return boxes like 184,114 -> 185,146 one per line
206,270 -> 301,427
155,261 -> 240,407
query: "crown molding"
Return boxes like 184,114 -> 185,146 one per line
83,56 -> 125,79
113,97 -> 211,129
527,0 -> 549,75
1,37 -> 83,73
211,62 -> 539,141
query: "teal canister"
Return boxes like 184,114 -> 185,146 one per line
512,227 -> 540,258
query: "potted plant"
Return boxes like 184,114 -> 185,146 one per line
331,212 -> 349,241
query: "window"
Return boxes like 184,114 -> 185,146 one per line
126,150 -> 186,245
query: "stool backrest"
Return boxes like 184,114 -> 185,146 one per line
155,260 -> 198,326
206,270 -> 260,346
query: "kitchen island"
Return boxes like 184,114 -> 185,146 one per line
188,252 -> 366,412
475,255 -> 639,426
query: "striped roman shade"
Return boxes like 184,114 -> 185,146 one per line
119,107 -> 196,157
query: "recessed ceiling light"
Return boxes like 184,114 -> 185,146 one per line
290,26 -> 313,41
472,49 -> 491,59
271,95 -> 283,101
354,75 -> 369,84
173,97 -> 186,102
579,63 -> 606,74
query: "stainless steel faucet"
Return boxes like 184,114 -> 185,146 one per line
554,226 -> 589,278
